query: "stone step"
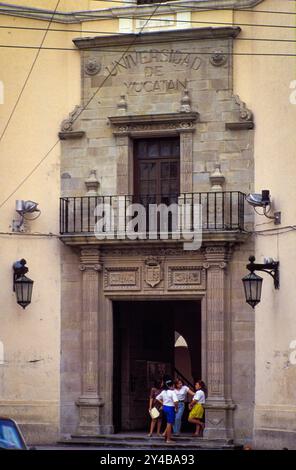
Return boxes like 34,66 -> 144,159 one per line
59,435 -> 240,450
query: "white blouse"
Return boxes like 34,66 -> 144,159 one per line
156,390 -> 178,407
193,389 -> 205,404
175,385 -> 189,401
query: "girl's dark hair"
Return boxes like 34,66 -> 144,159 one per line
163,377 -> 174,390
197,380 -> 208,398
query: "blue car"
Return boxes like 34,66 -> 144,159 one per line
0,417 -> 28,450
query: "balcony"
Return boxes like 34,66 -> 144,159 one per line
59,192 -> 247,246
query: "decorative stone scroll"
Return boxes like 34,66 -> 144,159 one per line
104,266 -> 140,291
168,266 -> 206,290
226,94 -> 254,130
59,105 -> 85,140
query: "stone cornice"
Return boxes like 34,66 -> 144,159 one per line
0,1 -> 265,24
74,26 -> 241,49
60,232 -> 249,247
109,112 -> 199,136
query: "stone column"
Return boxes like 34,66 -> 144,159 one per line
76,248 -> 103,436
203,245 -> 235,440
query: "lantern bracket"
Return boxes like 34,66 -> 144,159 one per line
246,256 -> 279,289
13,259 -> 29,291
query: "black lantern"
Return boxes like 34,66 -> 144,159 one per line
242,271 -> 263,308
242,256 -> 279,308
13,259 -> 34,309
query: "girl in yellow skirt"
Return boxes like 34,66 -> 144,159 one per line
188,380 -> 207,437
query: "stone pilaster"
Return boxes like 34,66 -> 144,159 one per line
116,135 -> 132,196
180,131 -> 193,193
203,245 -> 235,440
76,248 -> 103,436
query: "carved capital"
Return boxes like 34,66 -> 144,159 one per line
80,248 -> 102,271
203,261 -> 227,270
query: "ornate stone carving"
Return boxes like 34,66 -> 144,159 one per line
117,94 -> 127,115
84,57 -> 101,76
209,164 -> 225,191
210,50 -> 228,67
85,169 -> 100,196
104,266 -> 140,290
234,94 -> 253,121
60,105 -> 83,132
145,257 -> 162,288
109,113 -> 199,136
180,89 -> 192,113
168,266 -> 206,290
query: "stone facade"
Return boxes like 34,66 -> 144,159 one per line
59,27 -> 255,444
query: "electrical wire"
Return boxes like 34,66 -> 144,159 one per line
0,1 -> 162,210
93,0 -> 296,14
1,23 -> 296,46
1,44 -> 296,57
2,0 -> 296,17
0,2 -> 295,207
2,6 -> 296,30
0,0 -> 62,144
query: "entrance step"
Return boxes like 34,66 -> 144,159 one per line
59,433 -> 241,450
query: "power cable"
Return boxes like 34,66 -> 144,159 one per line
1,44 -> 296,57
1,24 -> 296,46
0,1 -> 162,210
0,0 -> 62,144
2,6 -> 296,30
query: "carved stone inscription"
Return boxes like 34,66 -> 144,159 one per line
104,49 -> 202,95
104,267 -> 140,291
168,266 -> 206,290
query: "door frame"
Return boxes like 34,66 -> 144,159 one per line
112,298 -> 202,432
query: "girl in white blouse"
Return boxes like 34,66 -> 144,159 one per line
188,380 -> 207,437
156,379 -> 178,444
173,378 -> 195,436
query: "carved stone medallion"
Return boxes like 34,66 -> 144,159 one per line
85,58 -> 101,76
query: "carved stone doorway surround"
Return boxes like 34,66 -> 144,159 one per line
108,112 -> 199,195
75,243 -> 235,440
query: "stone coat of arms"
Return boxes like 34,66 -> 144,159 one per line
145,257 -> 162,288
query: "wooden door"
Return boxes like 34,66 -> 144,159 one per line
134,138 -> 180,206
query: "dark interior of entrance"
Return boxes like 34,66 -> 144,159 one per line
113,300 -> 201,432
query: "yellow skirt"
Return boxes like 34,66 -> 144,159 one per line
189,403 -> 204,419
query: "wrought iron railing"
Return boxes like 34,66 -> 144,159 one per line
60,192 -> 245,236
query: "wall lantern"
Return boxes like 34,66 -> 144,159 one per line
242,256 -> 279,308
13,259 -> 34,309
